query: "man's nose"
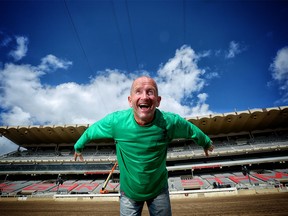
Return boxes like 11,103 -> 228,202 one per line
141,92 -> 149,99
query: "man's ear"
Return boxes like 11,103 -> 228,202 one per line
128,96 -> 132,107
157,96 -> 161,107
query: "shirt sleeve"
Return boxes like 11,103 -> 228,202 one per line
74,113 -> 114,153
172,114 -> 211,149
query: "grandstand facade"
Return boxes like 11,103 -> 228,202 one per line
0,106 -> 288,198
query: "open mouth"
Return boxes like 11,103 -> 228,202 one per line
139,104 -> 151,110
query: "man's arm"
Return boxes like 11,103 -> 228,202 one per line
73,113 -> 114,161
186,121 -> 214,156
172,114 -> 214,156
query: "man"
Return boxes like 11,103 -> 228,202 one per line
74,76 -> 214,216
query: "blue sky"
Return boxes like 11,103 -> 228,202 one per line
0,0 -> 288,154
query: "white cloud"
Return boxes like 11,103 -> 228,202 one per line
1,36 -> 12,47
0,62 -> 134,125
156,45 -> 212,117
270,46 -> 288,103
9,36 -> 29,61
0,45 -> 212,126
225,41 -> 243,59
38,54 -> 72,72
1,106 -> 33,126
270,46 -> 288,82
205,72 -> 219,80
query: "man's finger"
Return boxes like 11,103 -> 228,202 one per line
74,152 -> 83,161
209,145 -> 214,152
74,152 -> 78,161
204,145 -> 214,157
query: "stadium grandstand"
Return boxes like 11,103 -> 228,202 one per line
0,106 -> 288,199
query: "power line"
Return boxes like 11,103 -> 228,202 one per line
63,0 -> 93,75
125,0 -> 139,70
183,0 -> 186,44
111,0 -> 130,71
63,0 -> 107,111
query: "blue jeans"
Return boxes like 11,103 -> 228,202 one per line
120,185 -> 172,216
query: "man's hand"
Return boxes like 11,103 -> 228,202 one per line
74,152 -> 84,161
204,143 -> 214,157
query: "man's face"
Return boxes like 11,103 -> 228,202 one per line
128,77 -> 161,125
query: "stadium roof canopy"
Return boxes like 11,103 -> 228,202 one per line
188,106 -> 288,136
0,106 -> 287,147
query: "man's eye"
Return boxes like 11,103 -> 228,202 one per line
148,90 -> 154,95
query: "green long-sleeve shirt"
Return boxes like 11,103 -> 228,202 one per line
74,108 -> 211,201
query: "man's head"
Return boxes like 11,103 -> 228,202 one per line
128,76 -> 161,125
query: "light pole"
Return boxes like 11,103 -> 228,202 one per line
56,174 -> 63,194
242,166 -> 252,185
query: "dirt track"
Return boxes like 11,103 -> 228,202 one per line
1,193 -> 288,216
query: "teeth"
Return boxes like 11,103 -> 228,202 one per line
139,104 -> 149,108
